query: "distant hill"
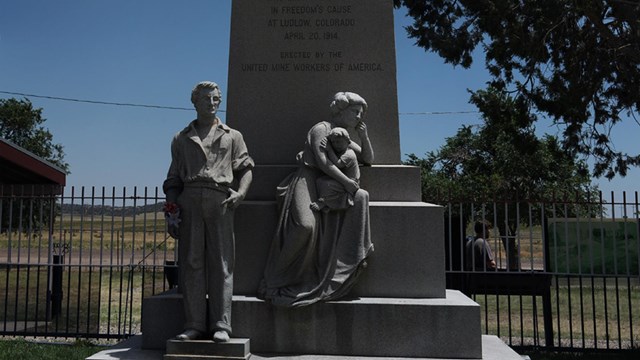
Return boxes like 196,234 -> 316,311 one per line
60,202 -> 163,217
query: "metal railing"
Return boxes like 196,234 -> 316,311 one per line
434,190 -> 639,352
1,185 -> 176,339
1,185 -> 638,353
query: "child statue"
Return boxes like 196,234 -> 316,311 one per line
310,127 -> 360,212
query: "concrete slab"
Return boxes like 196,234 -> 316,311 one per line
86,335 -> 163,360
87,335 -> 523,360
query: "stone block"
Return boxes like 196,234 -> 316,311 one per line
245,165 -> 422,202
353,201 -> 445,298
233,201 -> 445,298
227,0 -> 401,164
142,291 -> 482,359
360,165 -> 422,202
242,165 -> 294,201
165,339 -> 250,360
142,290 -> 183,350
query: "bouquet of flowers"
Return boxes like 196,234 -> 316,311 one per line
163,202 -> 181,228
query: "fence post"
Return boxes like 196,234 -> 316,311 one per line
50,254 -> 64,317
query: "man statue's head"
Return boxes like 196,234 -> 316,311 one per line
191,81 -> 222,119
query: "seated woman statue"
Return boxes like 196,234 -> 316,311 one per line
259,92 -> 374,307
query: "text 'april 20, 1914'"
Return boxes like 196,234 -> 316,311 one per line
240,1 -> 383,73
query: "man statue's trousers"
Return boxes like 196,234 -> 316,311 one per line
177,185 -> 234,334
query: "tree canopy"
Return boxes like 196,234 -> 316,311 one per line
406,87 -> 598,203
395,0 -> 640,179
406,88 -> 601,270
0,98 -> 69,173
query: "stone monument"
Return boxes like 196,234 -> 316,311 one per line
139,1 -> 524,359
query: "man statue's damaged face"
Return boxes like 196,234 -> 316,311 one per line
195,88 -> 221,118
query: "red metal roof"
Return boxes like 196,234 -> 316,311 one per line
0,138 -> 66,186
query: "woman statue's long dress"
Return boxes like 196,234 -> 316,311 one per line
259,92 -> 374,307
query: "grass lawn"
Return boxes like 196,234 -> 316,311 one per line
472,277 -> 640,349
0,339 -> 104,360
1,266 -> 167,336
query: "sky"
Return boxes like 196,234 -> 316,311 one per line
0,1 -> 638,199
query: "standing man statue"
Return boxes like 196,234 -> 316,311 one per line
163,81 -> 254,342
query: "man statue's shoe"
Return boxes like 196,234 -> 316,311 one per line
213,330 -> 230,342
175,329 -> 202,340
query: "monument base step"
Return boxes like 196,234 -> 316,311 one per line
142,290 -> 481,359
164,339 -> 250,360
87,335 -> 524,360
234,201 -> 446,298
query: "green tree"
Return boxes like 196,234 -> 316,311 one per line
1,97 -> 68,233
0,98 -> 68,172
406,88 -> 600,269
395,0 -> 640,179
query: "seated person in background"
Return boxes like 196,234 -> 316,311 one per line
310,127 -> 359,212
465,219 -> 497,271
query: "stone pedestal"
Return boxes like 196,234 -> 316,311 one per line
233,172 -> 445,299
140,164 -> 504,358
143,291 -> 482,359
164,339 -> 250,360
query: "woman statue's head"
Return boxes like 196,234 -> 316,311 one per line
330,92 -> 368,128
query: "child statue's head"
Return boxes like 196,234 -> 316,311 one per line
328,127 -> 351,153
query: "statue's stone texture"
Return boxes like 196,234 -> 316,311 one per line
162,81 -> 254,342
259,92 -> 374,307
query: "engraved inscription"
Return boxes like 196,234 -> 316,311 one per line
241,1 -> 383,73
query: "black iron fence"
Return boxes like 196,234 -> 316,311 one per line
435,190 -> 639,352
0,185 -> 175,339
1,185 -> 638,352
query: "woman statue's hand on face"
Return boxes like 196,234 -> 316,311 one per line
356,121 -> 369,139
